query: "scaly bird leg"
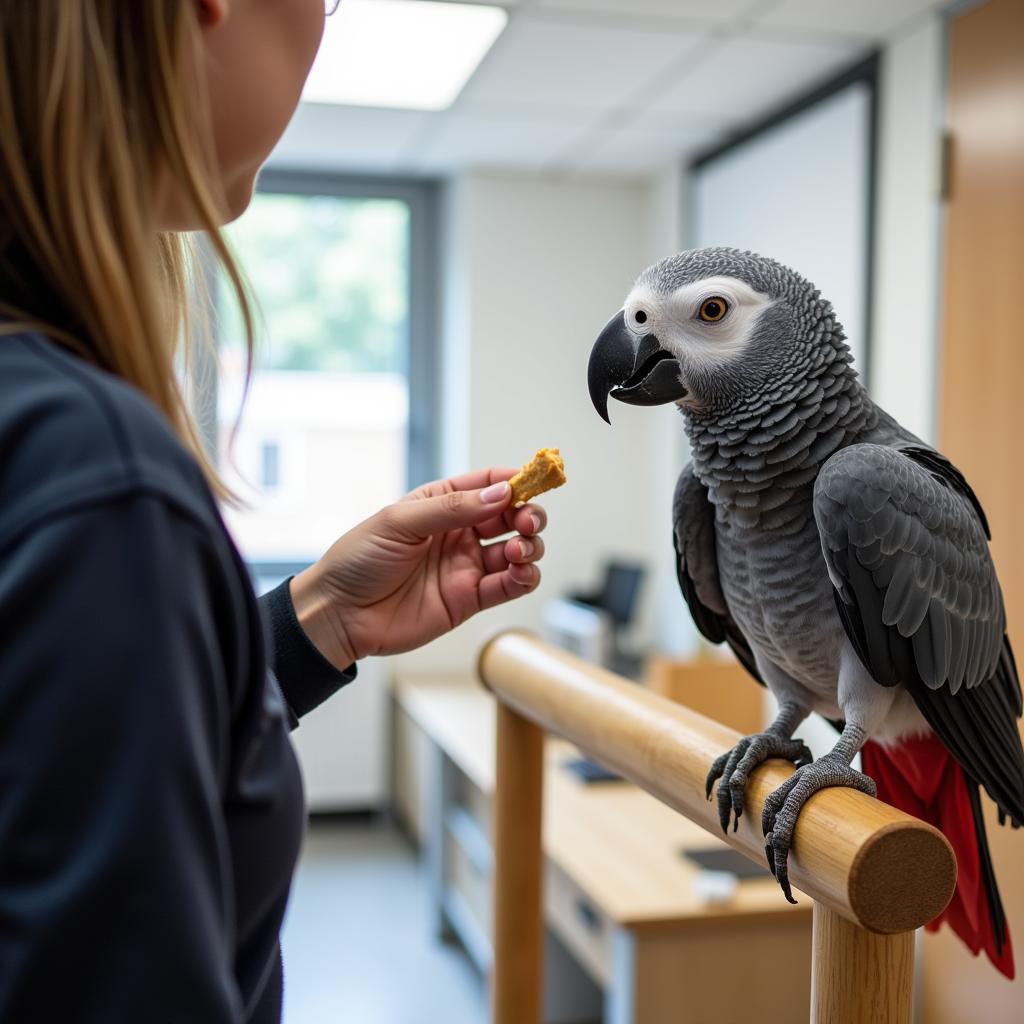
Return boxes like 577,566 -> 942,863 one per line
761,722 -> 876,903
705,701 -> 813,833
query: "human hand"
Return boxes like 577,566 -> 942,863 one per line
289,467 -> 547,668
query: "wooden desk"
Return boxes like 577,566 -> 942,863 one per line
393,674 -> 812,1024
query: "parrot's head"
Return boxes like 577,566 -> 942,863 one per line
588,247 -> 843,422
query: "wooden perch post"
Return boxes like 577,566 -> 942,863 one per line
478,631 -> 957,1024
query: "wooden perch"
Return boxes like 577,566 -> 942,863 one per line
478,630 -> 957,1024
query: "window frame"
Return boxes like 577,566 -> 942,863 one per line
200,170 -> 442,585
252,168 -> 441,492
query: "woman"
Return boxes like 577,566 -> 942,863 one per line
0,2 -> 547,1020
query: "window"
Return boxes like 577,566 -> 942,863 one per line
213,174 -> 438,582
260,441 -> 280,491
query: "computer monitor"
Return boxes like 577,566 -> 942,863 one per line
599,562 -> 644,628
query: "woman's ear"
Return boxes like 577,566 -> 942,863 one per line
194,0 -> 230,28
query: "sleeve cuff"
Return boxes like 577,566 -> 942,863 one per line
260,577 -> 357,723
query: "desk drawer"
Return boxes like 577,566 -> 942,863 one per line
545,861 -> 612,986
454,772 -> 492,834
446,825 -> 492,937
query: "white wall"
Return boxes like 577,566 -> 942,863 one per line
396,171 -> 659,673
869,14 -> 944,442
691,83 -> 874,372
291,656 -> 389,809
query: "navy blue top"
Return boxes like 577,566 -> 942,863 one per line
0,332 -> 356,1022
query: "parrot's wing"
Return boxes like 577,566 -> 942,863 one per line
673,463 -> 764,685
814,443 -> 1024,824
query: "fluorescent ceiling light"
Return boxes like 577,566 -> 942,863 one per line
303,0 -> 508,111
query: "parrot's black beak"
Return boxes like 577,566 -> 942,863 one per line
587,310 -> 686,423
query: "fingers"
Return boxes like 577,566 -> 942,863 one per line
384,480 -> 513,540
507,562 -> 539,587
454,466 -> 518,491
474,514 -> 514,541
478,564 -> 541,611
481,535 -> 546,575
514,503 -> 547,537
411,466 -> 518,499
474,502 -> 548,541
407,465 -> 549,541
507,534 -> 545,563
478,537 -> 542,608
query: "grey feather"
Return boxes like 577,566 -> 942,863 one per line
671,464 -> 764,684
815,443 -> 1005,695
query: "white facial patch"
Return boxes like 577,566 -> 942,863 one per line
624,276 -> 774,371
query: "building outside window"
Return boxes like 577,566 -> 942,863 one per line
212,174 -> 438,588
260,440 -> 281,492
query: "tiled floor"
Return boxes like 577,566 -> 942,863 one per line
281,818 -> 487,1024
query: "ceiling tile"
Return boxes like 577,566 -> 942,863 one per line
626,108 -> 729,138
646,34 -> 865,122
570,124 -> 719,175
409,112 -> 585,172
758,0 -> 945,37
458,14 -> 704,113
535,0 -> 752,24
267,103 -> 434,173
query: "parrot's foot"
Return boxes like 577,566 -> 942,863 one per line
705,731 -> 814,834
761,758 -> 877,903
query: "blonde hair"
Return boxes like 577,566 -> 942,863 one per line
0,1 -> 252,497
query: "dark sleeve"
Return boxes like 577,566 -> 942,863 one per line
0,494 -> 244,1022
259,578 -> 356,724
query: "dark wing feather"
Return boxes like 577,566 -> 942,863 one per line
899,445 -> 991,539
966,777 -> 1009,954
815,443 -> 1024,825
673,463 -> 763,685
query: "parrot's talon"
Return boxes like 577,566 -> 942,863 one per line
765,829 -> 798,903
706,731 -> 814,837
778,871 -> 797,905
705,751 -> 730,801
760,757 -> 876,905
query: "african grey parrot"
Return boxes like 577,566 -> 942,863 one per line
587,247 -> 1023,976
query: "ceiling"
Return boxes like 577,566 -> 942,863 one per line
269,0 -> 951,180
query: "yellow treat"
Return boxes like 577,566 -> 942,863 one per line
509,448 -> 566,507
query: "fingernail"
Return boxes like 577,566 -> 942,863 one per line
480,481 -> 510,503
519,539 -> 534,559
511,563 -> 537,586
529,512 -> 541,532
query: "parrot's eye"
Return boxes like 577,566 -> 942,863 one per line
697,297 -> 729,323
634,310 -> 648,325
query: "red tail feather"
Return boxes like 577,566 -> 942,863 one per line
862,735 -> 1014,979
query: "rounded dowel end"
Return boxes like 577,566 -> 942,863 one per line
848,822 -> 957,933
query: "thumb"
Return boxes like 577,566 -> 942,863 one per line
386,480 -> 512,540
